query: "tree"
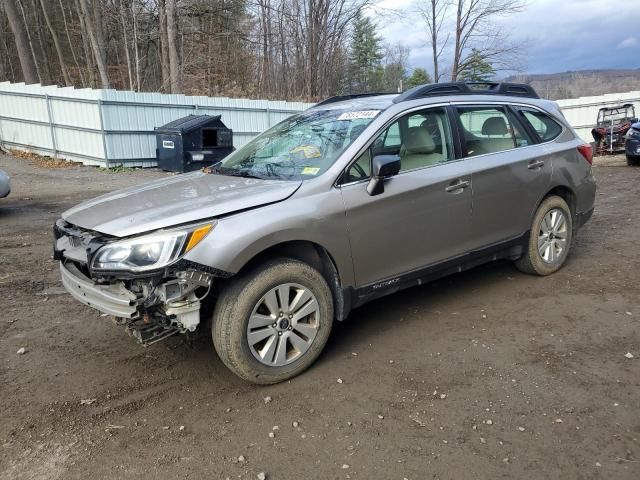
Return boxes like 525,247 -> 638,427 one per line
3,0 -> 37,83
78,0 -> 109,88
405,67 -> 432,89
348,12 -> 384,93
417,0 -> 450,83
379,43 -> 409,92
451,0 -> 525,81
0,0 -> 387,100
458,48 -> 495,81
39,0 -> 71,86
165,0 -> 180,93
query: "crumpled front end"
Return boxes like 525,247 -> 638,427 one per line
54,219 -> 221,346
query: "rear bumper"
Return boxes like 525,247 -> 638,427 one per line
60,262 -> 138,318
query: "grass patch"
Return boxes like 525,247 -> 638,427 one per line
98,165 -> 137,173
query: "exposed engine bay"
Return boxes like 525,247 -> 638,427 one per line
54,219 -> 216,346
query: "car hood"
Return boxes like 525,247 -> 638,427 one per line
62,171 -> 302,237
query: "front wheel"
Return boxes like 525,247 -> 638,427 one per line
515,195 -> 573,276
627,155 -> 639,166
212,258 -> 334,384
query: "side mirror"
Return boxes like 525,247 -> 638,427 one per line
367,154 -> 401,196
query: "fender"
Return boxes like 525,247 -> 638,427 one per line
182,188 -> 357,288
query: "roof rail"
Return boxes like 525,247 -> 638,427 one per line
393,81 -> 539,103
315,92 -> 394,108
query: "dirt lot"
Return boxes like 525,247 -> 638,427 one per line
0,152 -> 638,480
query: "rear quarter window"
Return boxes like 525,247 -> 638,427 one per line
519,109 -> 563,142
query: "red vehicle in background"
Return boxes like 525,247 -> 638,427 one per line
591,104 -> 637,155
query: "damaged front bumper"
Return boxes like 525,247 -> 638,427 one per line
60,261 -> 138,318
55,219 -> 219,346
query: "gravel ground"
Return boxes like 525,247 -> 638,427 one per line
0,152 -> 639,480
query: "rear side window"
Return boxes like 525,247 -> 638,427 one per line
519,109 -> 563,142
455,106 -> 530,157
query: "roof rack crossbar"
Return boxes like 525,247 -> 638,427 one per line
393,81 -> 539,103
315,92 -> 394,108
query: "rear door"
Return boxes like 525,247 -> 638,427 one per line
451,103 -> 553,248
339,106 -> 474,287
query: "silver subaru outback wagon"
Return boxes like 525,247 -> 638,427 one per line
54,82 -> 596,384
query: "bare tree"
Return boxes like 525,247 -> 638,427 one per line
39,0 -> 71,86
3,0 -> 38,83
1,0 -> 405,100
118,0 -> 134,90
78,0 -> 109,88
58,0 -> 85,86
417,0 -> 450,83
157,0 -> 170,92
450,0 -> 525,81
165,0 -> 180,93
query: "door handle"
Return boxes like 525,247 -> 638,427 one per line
528,160 -> 545,170
445,180 -> 470,193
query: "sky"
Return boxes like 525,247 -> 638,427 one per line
372,0 -> 640,77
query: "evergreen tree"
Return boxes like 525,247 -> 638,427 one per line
348,12 -> 384,92
405,68 -> 433,89
458,49 -> 496,82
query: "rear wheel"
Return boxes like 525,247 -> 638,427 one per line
515,195 -> 573,276
212,258 -> 333,384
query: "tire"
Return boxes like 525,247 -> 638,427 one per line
212,258 -> 334,384
627,155 -> 639,166
515,195 -> 573,276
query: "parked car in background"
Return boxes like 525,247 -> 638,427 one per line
0,169 -> 10,198
55,82 -> 596,384
625,121 -> 640,166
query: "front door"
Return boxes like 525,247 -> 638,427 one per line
339,107 -> 474,287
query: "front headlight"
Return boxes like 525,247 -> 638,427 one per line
91,223 -> 214,272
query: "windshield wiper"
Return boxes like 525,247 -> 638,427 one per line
230,171 -> 264,179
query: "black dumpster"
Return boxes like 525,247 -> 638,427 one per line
155,115 -> 234,173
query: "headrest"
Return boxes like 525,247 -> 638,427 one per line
421,117 -> 439,131
482,116 -> 508,135
405,127 -> 436,154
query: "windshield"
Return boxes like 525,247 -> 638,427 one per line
212,108 -> 380,180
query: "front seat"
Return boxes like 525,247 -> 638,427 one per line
401,127 -> 442,170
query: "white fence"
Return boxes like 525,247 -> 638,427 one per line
0,82 -> 313,167
0,81 -> 639,167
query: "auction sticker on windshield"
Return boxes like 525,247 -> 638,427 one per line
301,167 -> 321,175
338,110 -> 380,120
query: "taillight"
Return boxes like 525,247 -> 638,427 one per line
577,144 -> 593,165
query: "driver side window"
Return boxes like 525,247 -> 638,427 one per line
343,107 -> 454,183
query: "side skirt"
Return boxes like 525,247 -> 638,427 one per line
345,232 -> 529,312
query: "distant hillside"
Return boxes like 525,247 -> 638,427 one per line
505,69 -> 640,100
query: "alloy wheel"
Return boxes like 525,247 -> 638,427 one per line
246,283 -> 320,366
537,208 -> 568,264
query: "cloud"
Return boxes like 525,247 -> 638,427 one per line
618,37 -> 638,49
375,0 -> 640,75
